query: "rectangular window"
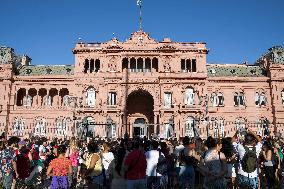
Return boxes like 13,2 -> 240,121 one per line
164,92 -> 172,108
108,92 -> 117,105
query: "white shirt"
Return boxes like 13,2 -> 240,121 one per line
174,145 -> 185,155
145,150 -> 165,177
235,142 -> 262,178
102,152 -> 114,177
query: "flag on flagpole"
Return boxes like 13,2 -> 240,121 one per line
137,0 -> 142,6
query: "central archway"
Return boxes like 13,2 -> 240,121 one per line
126,89 -> 154,137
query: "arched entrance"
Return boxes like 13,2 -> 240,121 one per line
126,90 -> 154,138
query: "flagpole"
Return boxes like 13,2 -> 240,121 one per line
137,0 -> 142,31
139,4 -> 142,31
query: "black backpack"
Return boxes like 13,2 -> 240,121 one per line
241,146 -> 257,173
156,151 -> 167,175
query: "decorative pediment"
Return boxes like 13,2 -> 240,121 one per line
106,44 -> 123,50
156,44 -> 177,51
125,30 -> 157,44
105,38 -> 123,50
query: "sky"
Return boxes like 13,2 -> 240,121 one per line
0,0 -> 283,65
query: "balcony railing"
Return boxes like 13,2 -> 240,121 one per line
129,69 -> 151,73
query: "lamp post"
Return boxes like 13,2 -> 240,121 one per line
68,96 -> 79,138
169,116 -> 174,138
106,117 -> 113,138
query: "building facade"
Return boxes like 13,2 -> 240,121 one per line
1,30 -> 284,139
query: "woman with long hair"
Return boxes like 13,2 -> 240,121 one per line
262,141 -> 274,188
46,145 -> 72,189
85,141 -> 103,188
67,138 -> 80,186
200,137 -> 227,189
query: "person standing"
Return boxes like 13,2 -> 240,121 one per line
145,140 -> 165,189
235,130 -> 262,189
0,140 -> 18,189
262,141 -> 274,188
177,137 -> 199,189
101,142 -> 114,189
110,139 -> 128,189
46,145 -> 72,189
201,137 -> 227,189
124,139 -> 147,189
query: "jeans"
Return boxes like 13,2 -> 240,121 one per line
147,176 -> 161,189
127,178 -> 147,189
237,174 -> 258,189
177,165 -> 195,188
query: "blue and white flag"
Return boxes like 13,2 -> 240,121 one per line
137,0 -> 142,6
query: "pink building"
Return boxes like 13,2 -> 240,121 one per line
0,30 -> 284,139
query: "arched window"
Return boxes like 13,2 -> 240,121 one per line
137,58 -> 143,72
255,91 -> 266,106
152,57 -> 158,72
185,117 -> 197,137
35,118 -> 46,136
59,88 -> 69,106
234,92 -> 245,106
84,59 -> 89,73
16,88 -> 26,106
122,58 -> 128,71
13,118 -> 25,137
211,92 -> 224,107
86,87 -> 96,107
185,88 -> 194,106
95,59 -> 100,72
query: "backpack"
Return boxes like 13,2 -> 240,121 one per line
241,146 -> 257,173
156,151 -> 167,175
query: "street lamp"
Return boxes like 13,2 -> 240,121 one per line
106,117 -> 113,138
169,116 -> 174,138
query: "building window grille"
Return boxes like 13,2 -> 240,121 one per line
164,92 -> 172,108
56,118 -> 67,136
185,117 -> 197,137
13,118 -> 25,137
234,92 -> 245,106
108,92 -> 117,105
257,118 -> 269,137
235,118 -> 246,131
255,92 -> 266,106
86,87 -> 96,107
184,88 -> 195,106
35,118 -> 46,136
211,118 -> 225,138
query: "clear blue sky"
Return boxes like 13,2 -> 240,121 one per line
0,0 -> 283,65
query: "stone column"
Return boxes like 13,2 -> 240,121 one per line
36,89 -> 39,107
57,90 -> 61,107
143,58 -> 145,71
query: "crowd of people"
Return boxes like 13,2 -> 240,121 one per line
0,128 -> 284,189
